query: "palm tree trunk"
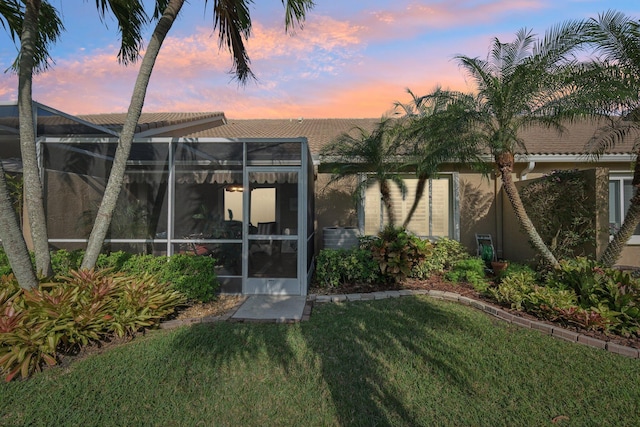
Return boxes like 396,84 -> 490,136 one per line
18,0 -> 53,277
497,152 -> 559,268
81,0 -> 185,269
0,165 -> 38,289
599,158 -> 640,267
379,179 -> 395,226
402,175 -> 427,229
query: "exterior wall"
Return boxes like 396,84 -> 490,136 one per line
315,174 -> 359,251
501,162 -> 637,267
315,161 -> 640,269
618,246 -> 640,266
457,170 -> 498,257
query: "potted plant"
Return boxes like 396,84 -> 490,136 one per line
491,259 -> 509,275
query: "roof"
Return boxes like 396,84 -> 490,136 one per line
182,118 -> 380,154
519,119 -> 637,156
3,101 -> 637,158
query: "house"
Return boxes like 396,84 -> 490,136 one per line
1,101 -> 638,296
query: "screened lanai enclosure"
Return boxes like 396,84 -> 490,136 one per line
0,103 -> 315,295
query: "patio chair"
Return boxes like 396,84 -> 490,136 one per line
250,222 -> 278,256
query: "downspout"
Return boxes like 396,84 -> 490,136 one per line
495,173 -> 502,259
520,161 -> 536,181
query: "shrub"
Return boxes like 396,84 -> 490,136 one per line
97,251 -> 136,272
120,253 -> 167,277
497,262 -> 538,284
489,271 -> 577,315
158,254 -> 218,302
315,248 -> 381,288
50,249 -> 84,275
0,270 -> 185,381
412,237 -> 468,278
488,271 -> 537,310
368,226 -> 431,284
545,258 -> 640,335
0,249 -> 11,277
444,257 -> 489,292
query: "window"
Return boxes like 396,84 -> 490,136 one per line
362,174 -> 458,239
609,176 -> 640,244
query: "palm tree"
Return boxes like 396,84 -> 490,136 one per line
1,0 -> 62,288
455,23 -> 586,267
81,0 -> 314,268
394,88 -> 486,228
580,10 -> 640,267
322,118 -> 406,227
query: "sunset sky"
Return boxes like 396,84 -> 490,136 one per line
0,0 -> 637,119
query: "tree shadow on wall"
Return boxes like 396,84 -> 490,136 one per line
459,178 -> 494,236
316,176 -> 358,227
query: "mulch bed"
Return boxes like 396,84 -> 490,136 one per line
309,274 -> 640,350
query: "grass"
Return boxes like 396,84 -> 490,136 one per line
1,295 -> 639,426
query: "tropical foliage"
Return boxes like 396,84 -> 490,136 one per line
453,22 -> 589,268
394,88 -> 487,228
322,118 -> 407,226
0,269 -> 185,381
579,11 -> 640,267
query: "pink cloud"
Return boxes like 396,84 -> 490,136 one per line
358,0 -> 545,41
0,0 -> 557,118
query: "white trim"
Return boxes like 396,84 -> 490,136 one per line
513,153 -> 635,163
609,175 -> 640,245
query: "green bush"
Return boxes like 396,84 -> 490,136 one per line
488,271 -> 537,310
489,271 -> 577,313
545,258 -> 640,335
444,257 -> 489,292
158,254 -> 218,302
96,251 -> 136,272
1,248 -> 219,303
120,253 -> 167,277
368,226 -> 431,284
0,248 -> 11,277
50,249 -> 84,275
497,262 -> 538,284
0,269 -> 185,381
488,257 -> 640,336
315,248 -> 381,288
412,237 -> 469,278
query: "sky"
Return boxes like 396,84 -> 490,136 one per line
0,0 -> 638,119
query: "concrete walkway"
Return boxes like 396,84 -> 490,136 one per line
231,295 -> 309,323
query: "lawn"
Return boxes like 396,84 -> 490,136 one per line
1,295 -> 639,426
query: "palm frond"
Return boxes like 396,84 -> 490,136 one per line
282,0 -> 314,32
586,10 -> 640,70
208,0 -> 254,83
4,0 -> 64,73
586,118 -> 640,158
0,0 -> 21,42
95,0 -> 149,65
